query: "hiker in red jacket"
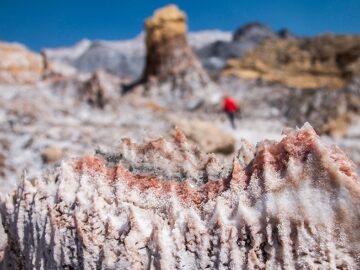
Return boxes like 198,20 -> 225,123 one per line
223,96 -> 239,129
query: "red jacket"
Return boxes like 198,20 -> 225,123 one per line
223,97 -> 238,113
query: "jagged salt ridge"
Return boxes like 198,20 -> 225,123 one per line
1,124 -> 360,269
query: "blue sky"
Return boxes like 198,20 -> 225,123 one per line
0,0 -> 359,51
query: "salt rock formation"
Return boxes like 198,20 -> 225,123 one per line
135,5 -> 220,105
0,42 -> 43,84
2,124 -> 360,269
41,50 -> 77,80
79,70 -> 121,108
224,35 -> 360,89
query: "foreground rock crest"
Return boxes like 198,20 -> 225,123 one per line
1,124 -> 360,269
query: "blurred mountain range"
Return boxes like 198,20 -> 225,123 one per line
43,22 -> 295,79
43,30 -> 231,79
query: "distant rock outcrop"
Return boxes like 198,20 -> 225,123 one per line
175,119 -> 235,154
232,22 -> 277,43
128,5 -> 220,106
41,146 -> 64,164
142,5 -> 192,80
139,5 -> 218,100
79,70 -> 121,108
197,22 -> 294,73
2,125 -> 360,269
224,35 -> 360,89
41,50 -> 77,80
0,42 -> 43,84
285,77 -> 360,136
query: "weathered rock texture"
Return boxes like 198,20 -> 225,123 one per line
1,124 -> 360,269
175,119 -> 235,154
79,70 -> 120,108
285,77 -> 360,136
41,50 -> 77,80
198,22 -> 296,74
41,146 -> 64,164
224,35 -> 360,89
134,5 -> 220,105
0,42 -> 43,84
143,5 -> 205,81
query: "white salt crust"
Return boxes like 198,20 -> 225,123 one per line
1,124 -> 360,269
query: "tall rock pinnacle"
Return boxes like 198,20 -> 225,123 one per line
143,5 -> 194,79
136,5 -> 220,105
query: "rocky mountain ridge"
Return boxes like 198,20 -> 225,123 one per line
0,42 -> 43,84
42,21 -> 293,80
43,31 -> 232,79
224,34 -> 360,89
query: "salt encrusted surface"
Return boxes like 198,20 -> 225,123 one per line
1,124 -> 360,269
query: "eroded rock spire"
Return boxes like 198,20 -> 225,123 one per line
143,5 -> 190,79
128,5 -> 220,106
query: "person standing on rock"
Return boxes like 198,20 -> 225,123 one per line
223,96 -> 239,129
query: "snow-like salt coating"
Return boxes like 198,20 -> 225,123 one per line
1,124 -> 360,269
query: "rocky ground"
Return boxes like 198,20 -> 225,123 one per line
0,77 -> 359,196
2,112 -> 360,269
